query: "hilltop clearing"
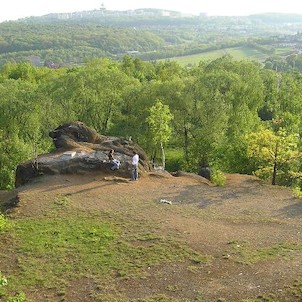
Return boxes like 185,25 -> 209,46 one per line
0,172 -> 302,302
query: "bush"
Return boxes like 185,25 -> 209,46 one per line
165,149 -> 184,172
292,186 -> 302,199
211,169 -> 226,186
6,292 -> 26,302
0,272 -> 8,287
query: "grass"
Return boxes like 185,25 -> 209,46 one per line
274,46 -> 296,56
242,279 -> 302,302
2,213 -> 117,299
225,240 -> 302,265
133,293 -> 180,302
1,209 -> 211,299
168,46 -> 269,66
0,213 -> 9,231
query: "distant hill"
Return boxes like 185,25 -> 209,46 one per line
1,10 -> 302,67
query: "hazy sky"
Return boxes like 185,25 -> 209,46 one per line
1,0 -> 302,22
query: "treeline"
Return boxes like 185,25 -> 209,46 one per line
1,20 -> 225,66
1,55 -> 302,190
0,22 -> 166,66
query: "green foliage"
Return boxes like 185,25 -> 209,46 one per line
0,272 -> 7,299
0,214 -> 8,232
5,292 -> 26,302
0,131 -> 31,190
1,56 -> 302,189
146,100 -> 173,168
0,272 -> 26,302
211,169 -> 226,186
246,127 -> 301,185
164,149 -> 184,172
146,99 -> 173,146
0,272 -> 8,287
292,186 -> 302,199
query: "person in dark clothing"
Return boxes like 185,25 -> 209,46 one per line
108,149 -> 120,170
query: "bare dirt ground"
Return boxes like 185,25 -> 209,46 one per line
1,171 -> 302,302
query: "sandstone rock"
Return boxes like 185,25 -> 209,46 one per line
15,121 -> 151,187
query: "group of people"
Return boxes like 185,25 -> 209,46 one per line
107,149 -> 139,181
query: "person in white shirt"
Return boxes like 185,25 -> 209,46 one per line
131,151 -> 139,180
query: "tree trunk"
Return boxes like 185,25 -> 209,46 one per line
183,124 -> 189,165
160,141 -> 165,170
272,161 -> 277,185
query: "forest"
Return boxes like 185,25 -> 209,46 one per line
1,11 -> 302,70
1,55 -> 302,191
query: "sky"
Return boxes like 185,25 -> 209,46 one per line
1,0 -> 302,22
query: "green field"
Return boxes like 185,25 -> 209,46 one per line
169,46 -> 269,66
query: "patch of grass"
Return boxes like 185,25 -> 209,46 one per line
226,241 -> 302,265
0,213 -> 9,232
242,295 -> 276,302
166,285 -> 179,292
290,279 -> 302,298
8,213 -> 116,291
0,271 -> 8,298
170,46 -> 268,66
189,252 -> 212,264
0,270 -> 26,302
92,292 -> 128,302
244,278 -> 302,301
5,292 -> 26,302
54,195 -> 70,206
274,46 -> 294,55
135,233 -> 162,241
227,211 -> 283,224
187,265 -> 200,273
193,291 -> 205,301
6,210 -> 211,297
135,293 -> 180,302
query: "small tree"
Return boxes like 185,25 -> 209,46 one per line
146,99 -> 173,169
246,127 -> 301,185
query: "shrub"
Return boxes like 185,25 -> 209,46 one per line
0,272 -> 8,287
6,292 -> 26,302
292,186 -> 302,199
211,168 -> 226,186
165,149 -> 184,172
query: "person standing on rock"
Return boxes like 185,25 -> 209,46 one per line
131,151 -> 139,180
108,149 -> 120,171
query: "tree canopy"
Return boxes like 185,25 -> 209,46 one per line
1,56 -> 302,189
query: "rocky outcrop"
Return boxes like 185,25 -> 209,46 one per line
15,121 -> 151,187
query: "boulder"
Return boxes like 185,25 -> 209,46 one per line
15,121 -> 151,187
198,166 -> 211,181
